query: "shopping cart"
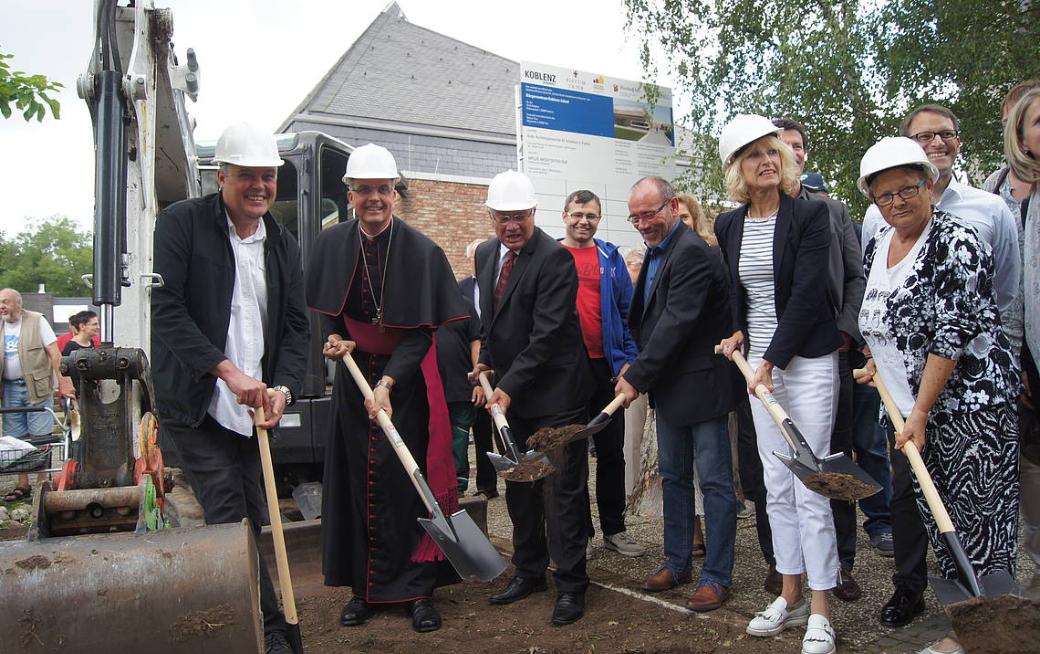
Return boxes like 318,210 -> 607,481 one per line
0,400 -> 73,475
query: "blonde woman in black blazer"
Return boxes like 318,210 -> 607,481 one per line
714,114 -> 841,654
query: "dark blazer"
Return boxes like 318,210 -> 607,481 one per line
714,193 -> 841,369
475,227 -> 589,419
624,224 -> 738,426
458,275 -> 480,319
151,193 -> 310,426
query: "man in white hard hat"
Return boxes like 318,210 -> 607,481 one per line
306,143 -> 468,634
859,105 -> 1022,631
472,170 -> 593,625
772,117 -> 876,602
151,121 -> 309,654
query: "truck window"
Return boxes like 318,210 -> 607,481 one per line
320,145 -> 350,230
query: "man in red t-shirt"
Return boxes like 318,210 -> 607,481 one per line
560,189 -> 643,558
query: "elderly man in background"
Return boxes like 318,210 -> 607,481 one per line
1,288 -> 75,503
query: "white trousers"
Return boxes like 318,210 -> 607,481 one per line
749,352 -> 840,590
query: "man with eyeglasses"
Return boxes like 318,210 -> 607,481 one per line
615,176 -> 739,612
306,143 -> 468,634
859,105 -> 1022,630
558,189 -> 643,559
472,170 -> 593,626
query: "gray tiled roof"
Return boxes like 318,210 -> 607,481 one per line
280,3 -> 519,146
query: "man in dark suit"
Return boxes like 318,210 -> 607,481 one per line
615,176 -> 739,612
472,170 -> 591,626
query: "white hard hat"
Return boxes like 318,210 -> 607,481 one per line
213,122 -> 284,168
857,137 -> 940,197
343,143 -> 399,182
486,170 -> 537,211
719,114 -> 783,166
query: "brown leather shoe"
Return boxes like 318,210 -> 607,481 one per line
642,566 -> 691,592
832,566 -> 862,602
685,579 -> 730,612
763,565 -> 782,596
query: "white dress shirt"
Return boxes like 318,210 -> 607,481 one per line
208,215 -> 268,437
861,179 -> 1022,351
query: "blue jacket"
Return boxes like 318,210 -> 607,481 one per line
561,237 -> 640,376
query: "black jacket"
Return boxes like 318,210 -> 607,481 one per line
150,193 -> 310,426
624,224 -> 738,426
476,228 -> 589,419
714,193 -> 841,369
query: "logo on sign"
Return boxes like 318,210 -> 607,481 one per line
525,70 -> 557,84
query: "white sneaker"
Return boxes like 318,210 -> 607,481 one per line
802,614 -> 836,654
603,531 -> 646,557
746,596 -> 810,637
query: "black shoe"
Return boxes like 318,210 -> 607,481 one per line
489,575 -> 548,605
880,588 -> 925,627
475,487 -> 499,499
832,566 -> 863,602
340,596 -> 372,626
551,592 -> 585,625
408,598 -> 442,633
264,630 -> 293,654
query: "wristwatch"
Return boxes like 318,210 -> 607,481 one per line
272,385 -> 293,406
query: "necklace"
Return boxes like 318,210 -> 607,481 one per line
358,219 -> 394,332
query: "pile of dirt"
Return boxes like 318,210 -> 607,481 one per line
948,594 -> 1040,654
528,424 -> 586,451
802,472 -> 877,502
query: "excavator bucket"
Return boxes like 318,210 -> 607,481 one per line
0,520 -> 263,654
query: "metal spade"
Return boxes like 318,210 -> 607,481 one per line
476,371 -> 555,481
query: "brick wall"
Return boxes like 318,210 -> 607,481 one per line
397,178 -> 494,279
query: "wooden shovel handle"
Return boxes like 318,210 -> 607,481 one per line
343,353 -> 433,514
602,393 -> 627,417
254,395 -> 298,624
478,371 -> 510,433
853,367 -> 956,534
715,346 -> 798,451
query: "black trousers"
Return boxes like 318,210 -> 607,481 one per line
506,407 -> 589,594
887,424 -> 929,596
473,408 -> 498,494
583,357 -> 627,538
736,394 -> 775,566
830,351 -> 858,569
164,416 -> 288,634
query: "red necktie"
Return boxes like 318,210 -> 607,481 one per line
494,250 -> 517,308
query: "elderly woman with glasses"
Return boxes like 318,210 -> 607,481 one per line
714,114 -> 842,654
856,137 -> 1020,654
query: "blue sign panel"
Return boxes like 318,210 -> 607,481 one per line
521,83 -> 615,138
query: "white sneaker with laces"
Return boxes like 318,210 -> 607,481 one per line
802,614 -> 836,654
746,596 -> 810,637
603,531 -> 646,557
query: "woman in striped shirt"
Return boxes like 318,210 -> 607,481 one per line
714,114 -> 842,654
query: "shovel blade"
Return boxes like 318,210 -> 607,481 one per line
930,575 -> 975,606
487,451 -> 519,473
418,510 -> 507,582
574,412 -> 611,442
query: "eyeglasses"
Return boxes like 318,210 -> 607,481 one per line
909,130 -> 960,144
566,212 -> 600,222
874,179 -> 927,207
627,199 -> 670,225
352,184 -> 394,196
489,210 -> 533,224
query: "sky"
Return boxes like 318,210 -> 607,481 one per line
0,0 -> 676,236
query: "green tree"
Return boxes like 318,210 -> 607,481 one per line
624,0 -> 1039,217
0,48 -> 62,121
0,217 -> 92,296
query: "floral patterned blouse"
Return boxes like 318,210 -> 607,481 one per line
863,210 -> 1021,426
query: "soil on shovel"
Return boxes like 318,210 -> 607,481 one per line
947,594 -> 1040,654
802,471 -> 876,502
501,460 -> 555,482
528,424 -> 586,451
